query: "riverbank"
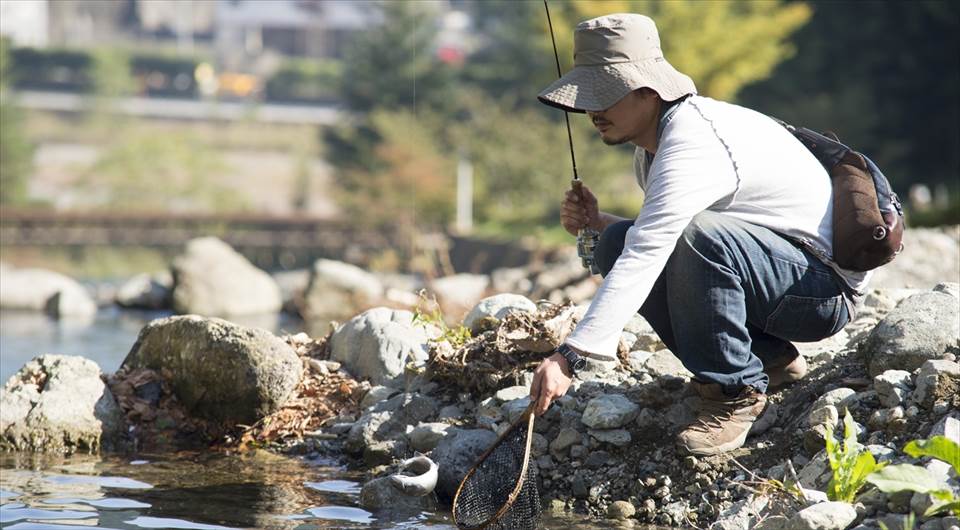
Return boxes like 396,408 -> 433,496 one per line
1,226 -> 958,529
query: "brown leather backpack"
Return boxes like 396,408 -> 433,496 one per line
775,119 -> 905,272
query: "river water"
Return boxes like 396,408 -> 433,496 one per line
0,310 -> 609,529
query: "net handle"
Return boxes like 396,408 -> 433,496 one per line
452,402 -> 538,529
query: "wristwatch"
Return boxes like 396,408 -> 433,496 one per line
556,343 -> 587,378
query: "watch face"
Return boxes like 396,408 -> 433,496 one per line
572,357 -> 587,371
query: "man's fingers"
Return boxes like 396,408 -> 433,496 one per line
529,370 -> 542,401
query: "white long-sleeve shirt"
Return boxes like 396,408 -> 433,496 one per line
565,96 -> 870,358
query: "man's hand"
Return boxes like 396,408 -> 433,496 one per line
530,352 -> 573,416
561,183 -> 601,236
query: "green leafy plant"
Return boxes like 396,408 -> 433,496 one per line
878,512 -> 915,530
867,435 -> 960,517
411,290 -> 471,349
824,408 -> 886,502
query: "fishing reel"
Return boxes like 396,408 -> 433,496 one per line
577,227 -> 601,275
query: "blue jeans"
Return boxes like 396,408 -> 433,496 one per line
595,212 -> 850,395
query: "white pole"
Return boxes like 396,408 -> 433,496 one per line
456,156 -> 473,234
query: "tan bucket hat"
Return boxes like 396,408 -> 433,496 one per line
538,13 -> 696,113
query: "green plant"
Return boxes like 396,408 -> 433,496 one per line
878,512 -> 916,530
411,290 -> 472,349
867,435 -> 960,517
824,408 -> 886,502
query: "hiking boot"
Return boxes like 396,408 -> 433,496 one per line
677,383 -> 767,456
765,346 -> 808,389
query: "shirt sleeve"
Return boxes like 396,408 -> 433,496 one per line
565,109 -> 741,358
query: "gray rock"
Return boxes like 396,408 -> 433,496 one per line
581,394 -> 640,429
750,402 -> 779,436
1,355 -> 125,453
115,271 -> 173,310
862,292 -> 960,376
345,411 -> 394,455
808,405 -> 839,428
302,259 -> 383,324
44,286 -> 98,319
811,388 -> 857,412
360,385 -> 400,409
933,282 -> 960,299
476,398 -> 503,422
407,422 -> 451,453
589,429 -> 631,446
531,432 -> 548,456
642,349 -> 693,378
428,274 -> 490,313
463,294 -> 537,333
373,393 -> 439,426
550,427 -> 580,453
122,315 -> 301,424
754,516 -> 790,530
624,314 -> 655,336
874,370 -> 913,408
494,385 -> 530,403
171,237 -> 281,316
328,307 -> 433,386
787,501 -> 857,530
501,397 -> 532,424
709,495 -> 769,530
437,404 -> 464,421
608,500 -> 636,519
928,411 -> 959,439
911,359 -> 960,408
0,267 -> 96,317
430,429 -> 498,503
359,475 -> 438,513
797,450 -> 829,488
490,267 -> 532,294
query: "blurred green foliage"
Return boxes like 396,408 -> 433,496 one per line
265,58 -> 341,104
738,1 -> 960,193
327,0 -> 813,238
0,37 -> 35,205
81,130 -> 246,212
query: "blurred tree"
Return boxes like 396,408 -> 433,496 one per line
326,0 -> 812,238
340,1 -> 458,114
464,0 -> 810,104
86,47 -> 134,131
738,1 -> 960,193
0,37 -> 34,205
334,109 -> 454,230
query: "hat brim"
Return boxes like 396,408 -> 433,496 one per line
538,59 -> 696,113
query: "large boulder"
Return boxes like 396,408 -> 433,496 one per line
171,237 -> 282,317
302,259 -> 383,323
430,428 -> 498,503
0,267 -> 96,317
115,271 -> 173,310
329,307 -> 435,386
862,291 -> 960,376
1,355 -> 125,453
463,294 -> 538,333
429,274 -> 490,316
122,315 -> 301,424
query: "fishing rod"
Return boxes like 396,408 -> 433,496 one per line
543,0 -> 600,274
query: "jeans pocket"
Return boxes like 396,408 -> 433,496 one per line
764,294 -> 847,342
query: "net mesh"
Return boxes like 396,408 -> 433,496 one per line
453,415 -> 542,530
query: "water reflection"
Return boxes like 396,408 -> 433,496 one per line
0,451 -> 616,529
